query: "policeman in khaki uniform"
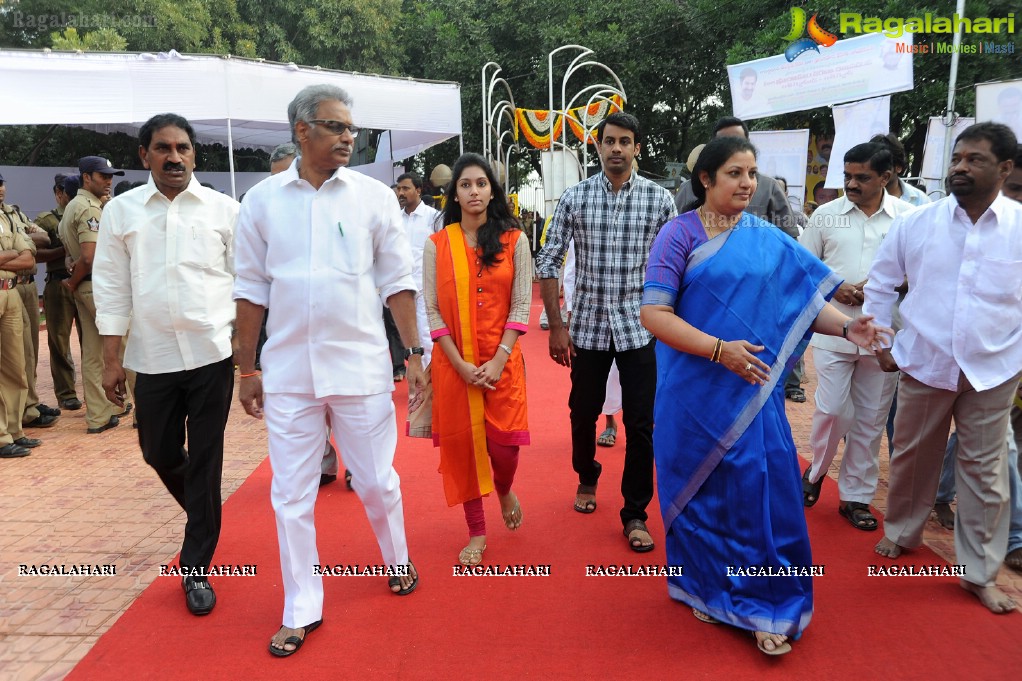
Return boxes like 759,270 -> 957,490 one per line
2,182 -> 61,430
34,174 -> 83,412
0,171 -> 41,458
58,157 -> 126,434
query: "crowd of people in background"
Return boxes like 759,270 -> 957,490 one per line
1,86 -> 1020,659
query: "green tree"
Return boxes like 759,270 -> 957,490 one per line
399,0 -> 731,182
51,26 -> 127,51
236,0 -> 403,73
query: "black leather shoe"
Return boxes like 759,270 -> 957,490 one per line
0,443 -> 31,458
86,416 -> 119,434
60,398 -> 83,411
13,437 -> 42,448
24,414 -> 58,428
320,473 -> 337,486
182,576 -> 216,615
114,402 -> 133,418
37,403 -> 62,417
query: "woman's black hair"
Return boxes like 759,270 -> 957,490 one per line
441,152 -> 519,268
683,136 -> 758,212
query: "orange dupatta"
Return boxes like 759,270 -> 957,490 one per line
431,224 -> 529,506
432,223 -> 495,505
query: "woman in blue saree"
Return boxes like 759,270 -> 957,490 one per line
640,137 -> 890,655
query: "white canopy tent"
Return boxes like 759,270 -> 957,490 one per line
0,49 -> 462,195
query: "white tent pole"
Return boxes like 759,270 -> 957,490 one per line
226,116 -> 237,200
223,57 -> 237,199
940,0 -> 967,177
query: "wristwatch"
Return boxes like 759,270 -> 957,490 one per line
403,346 -> 425,360
842,319 -> 852,339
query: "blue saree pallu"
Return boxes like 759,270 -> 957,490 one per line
652,216 -> 841,637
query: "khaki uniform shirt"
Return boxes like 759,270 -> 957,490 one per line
34,207 -> 68,274
58,190 -> 104,262
0,202 -> 37,276
0,209 -> 34,280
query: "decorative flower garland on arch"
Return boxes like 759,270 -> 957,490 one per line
514,95 -> 624,149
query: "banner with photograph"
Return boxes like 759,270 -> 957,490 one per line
824,96 -> 891,188
921,116 -> 976,197
976,80 -> 1022,141
749,129 -> 811,211
728,33 -> 913,120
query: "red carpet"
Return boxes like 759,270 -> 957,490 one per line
69,294 -> 1022,680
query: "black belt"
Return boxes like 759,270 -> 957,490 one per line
46,271 -> 71,282
16,275 -> 35,285
81,274 -> 92,283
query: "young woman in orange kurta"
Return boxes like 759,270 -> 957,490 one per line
423,154 -> 531,566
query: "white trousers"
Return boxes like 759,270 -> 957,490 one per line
265,391 -> 409,628
807,347 -> 899,504
414,291 -> 432,367
603,361 -> 621,415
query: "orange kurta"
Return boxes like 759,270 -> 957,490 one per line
431,225 -> 529,506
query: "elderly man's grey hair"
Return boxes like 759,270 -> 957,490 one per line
288,84 -> 354,144
269,142 -> 297,164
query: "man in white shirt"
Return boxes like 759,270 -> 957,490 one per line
396,172 -> 441,440
870,133 -> 932,207
94,113 -> 240,616
234,84 -> 425,657
266,143 -> 344,487
395,172 -> 440,367
799,142 -> 915,530
865,122 -> 1022,614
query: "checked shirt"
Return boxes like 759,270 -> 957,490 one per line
537,171 -> 676,351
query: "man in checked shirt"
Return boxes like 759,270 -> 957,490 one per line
537,112 -> 677,552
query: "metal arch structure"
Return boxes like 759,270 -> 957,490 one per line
568,87 -> 628,172
545,45 -> 627,210
482,61 -> 523,195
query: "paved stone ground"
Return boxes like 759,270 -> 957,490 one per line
1,322 -> 1019,680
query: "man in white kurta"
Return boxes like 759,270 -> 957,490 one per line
799,142 -> 915,529
395,172 -> 440,366
865,123 -> 1022,614
234,84 -> 425,655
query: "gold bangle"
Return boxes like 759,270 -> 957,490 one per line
239,371 -> 261,378
711,338 -> 723,363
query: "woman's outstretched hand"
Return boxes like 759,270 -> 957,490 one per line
845,315 -> 894,353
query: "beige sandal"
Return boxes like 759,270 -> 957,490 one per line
754,631 -> 792,656
458,545 -> 486,566
691,608 -> 720,624
501,493 -> 523,530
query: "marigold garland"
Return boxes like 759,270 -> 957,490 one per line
513,95 -> 624,149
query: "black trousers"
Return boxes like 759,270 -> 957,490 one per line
569,339 -> 657,525
135,357 -> 234,571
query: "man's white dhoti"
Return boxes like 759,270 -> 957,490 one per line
807,347 -> 898,503
266,391 -> 408,628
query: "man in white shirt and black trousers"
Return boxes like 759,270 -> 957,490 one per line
866,122 -> 1022,614
94,113 -> 240,616
234,84 -> 425,657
